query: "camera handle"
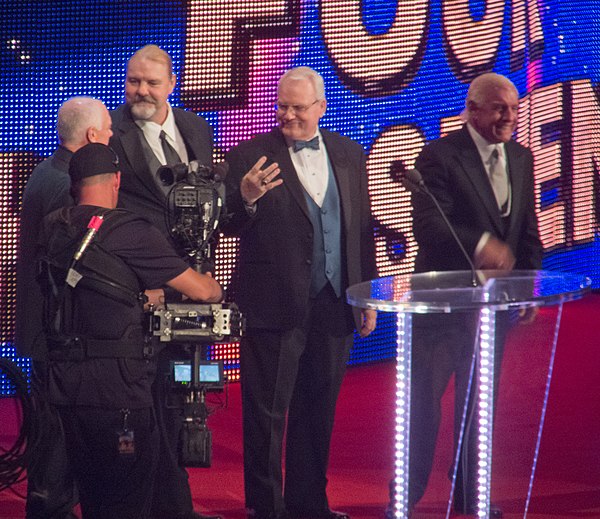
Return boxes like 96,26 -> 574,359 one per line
181,341 -> 212,467
181,387 -> 212,467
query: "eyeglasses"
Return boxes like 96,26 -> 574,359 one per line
275,99 -> 319,114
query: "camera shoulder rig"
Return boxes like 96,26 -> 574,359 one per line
149,302 -> 244,343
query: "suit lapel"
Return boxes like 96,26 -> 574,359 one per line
321,129 -> 352,233
173,109 -> 207,164
267,128 -> 353,231
456,128 -> 504,233
117,109 -> 165,202
504,140 -> 526,233
266,129 -> 311,220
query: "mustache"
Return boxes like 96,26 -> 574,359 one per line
133,96 -> 156,105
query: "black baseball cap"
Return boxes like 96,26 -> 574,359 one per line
69,143 -> 119,183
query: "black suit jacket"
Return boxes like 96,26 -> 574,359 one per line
15,146 -> 74,359
224,127 -> 377,331
110,104 -> 213,246
412,125 -> 543,273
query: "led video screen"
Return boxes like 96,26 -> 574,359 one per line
1,0 -> 599,390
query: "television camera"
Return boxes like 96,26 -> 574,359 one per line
151,160 -> 243,468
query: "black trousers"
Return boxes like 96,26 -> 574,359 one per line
26,361 -> 78,519
241,284 -> 354,517
58,406 -> 158,519
407,311 -> 508,509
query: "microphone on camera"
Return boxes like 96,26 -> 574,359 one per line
73,214 -> 105,261
211,161 -> 229,182
401,168 -> 479,287
65,214 -> 105,288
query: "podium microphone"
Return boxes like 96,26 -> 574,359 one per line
402,168 -> 479,287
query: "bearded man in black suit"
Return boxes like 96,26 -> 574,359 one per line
110,45 -> 212,252
224,66 -> 378,519
407,72 -> 543,518
109,45 -> 220,519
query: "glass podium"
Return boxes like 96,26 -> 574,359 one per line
347,270 -> 591,519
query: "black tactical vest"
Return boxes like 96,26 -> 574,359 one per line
38,207 -> 151,360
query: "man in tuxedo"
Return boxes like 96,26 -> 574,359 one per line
224,66 -> 378,519
407,72 -> 543,517
15,96 -> 113,519
109,45 -> 220,519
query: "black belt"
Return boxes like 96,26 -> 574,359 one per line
47,335 -> 155,361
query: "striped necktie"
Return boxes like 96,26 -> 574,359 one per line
489,146 -> 508,212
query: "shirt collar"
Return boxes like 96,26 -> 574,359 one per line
467,122 -> 505,159
286,129 -> 322,150
134,103 -> 177,140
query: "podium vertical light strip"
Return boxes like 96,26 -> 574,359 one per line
476,308 -> 495,519
447,326 -> 479,519
523,302 -> 564,517
393,311 -> 412,518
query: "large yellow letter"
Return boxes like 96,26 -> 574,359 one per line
442,0 -> 504,80
366,125 -> 426,275
321,0 -> 428,96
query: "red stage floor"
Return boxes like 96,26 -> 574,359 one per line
1,296 -> 600,518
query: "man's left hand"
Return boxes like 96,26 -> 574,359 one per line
240,156 -> 282,206
518,306 -> 539,324
144,288 -> 165,311
359,309 -> 377,337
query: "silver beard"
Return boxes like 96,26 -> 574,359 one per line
130,101 -> 157,121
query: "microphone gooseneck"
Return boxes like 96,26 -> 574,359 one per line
402,169 -> 479,287
403,168 -> 426,192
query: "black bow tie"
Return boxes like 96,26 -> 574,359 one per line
293,136 -> 320,152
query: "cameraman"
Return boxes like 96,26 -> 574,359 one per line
37,143 -> 222,519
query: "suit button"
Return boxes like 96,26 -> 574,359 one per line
306,259 -> 312,265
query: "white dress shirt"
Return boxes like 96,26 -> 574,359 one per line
135,104 -> 189,165
288,130 -> 329,207
467,123 -> 512,257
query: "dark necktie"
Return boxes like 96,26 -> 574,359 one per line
293,136 -> 320,152
160,130 -> 181,165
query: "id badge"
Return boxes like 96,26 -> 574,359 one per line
117,429 -> 135,456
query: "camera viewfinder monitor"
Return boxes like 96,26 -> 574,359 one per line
172,360 -> 192,385
171,360 -> 224,389
199,360 -> 224,389
199,361 -> 222,384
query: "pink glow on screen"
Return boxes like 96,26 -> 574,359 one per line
217,39 -> 299,153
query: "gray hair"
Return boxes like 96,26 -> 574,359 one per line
278,66 -> 326,100
463,72 -> 518,120
56,97 -> 105,145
